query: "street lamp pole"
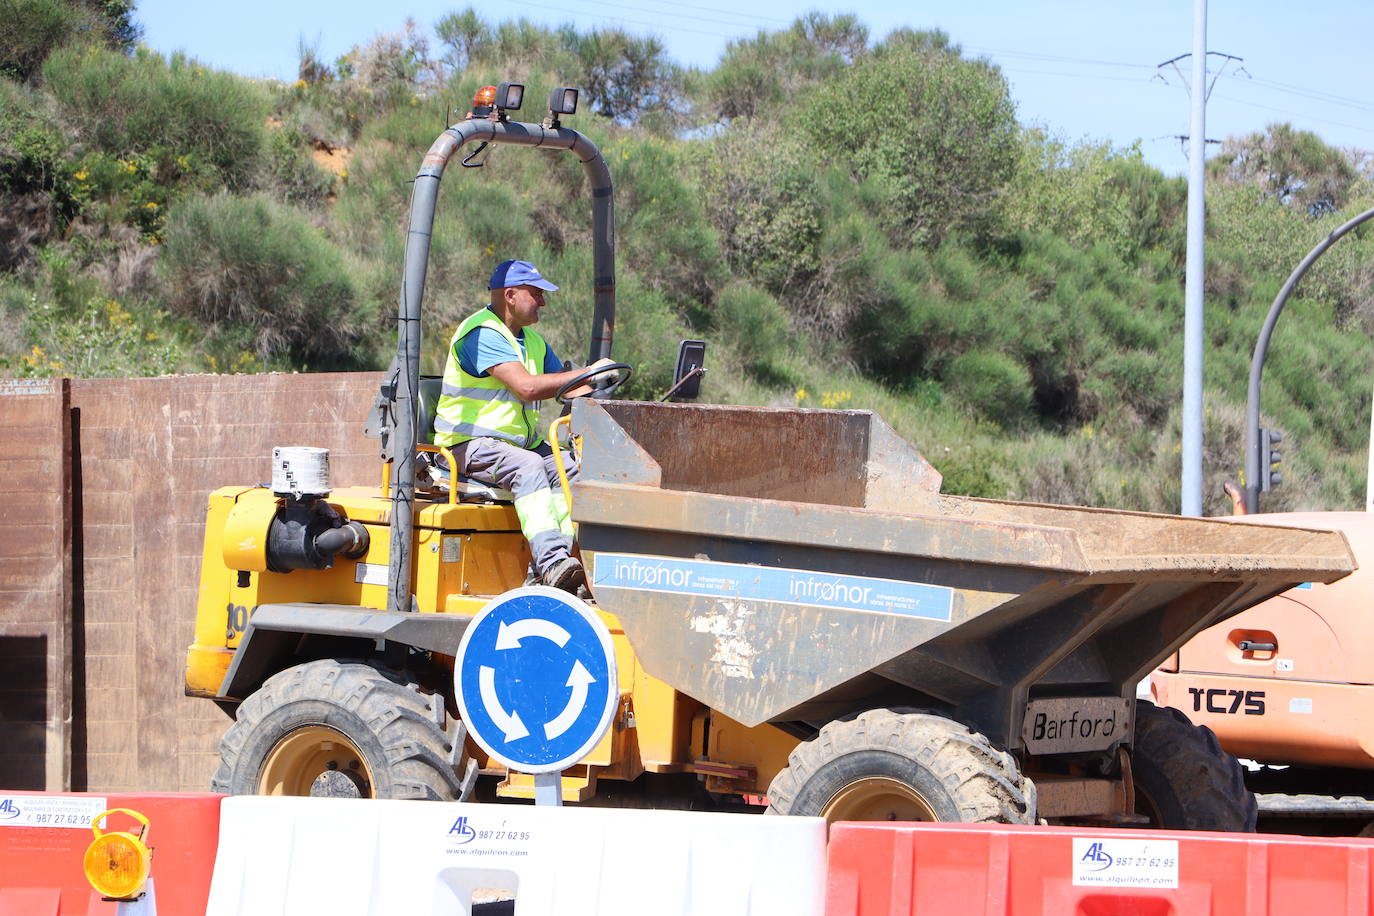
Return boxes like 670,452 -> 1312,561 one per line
1180,0 -> 1208,516
1244,205 -> 1374,513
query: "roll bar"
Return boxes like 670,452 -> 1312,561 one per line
385,117 -> 615,617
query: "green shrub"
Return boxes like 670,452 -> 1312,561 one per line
0,247 -> 186,377
795,44 -> 1017,247
1008,134 -> 1187,265
610,135 -> 723,310
0,0 -> 82,82
158,192 -> 373,367
713,281 -> 796,385
43,47 -> 267,187
0,79 -> 66,194
944,350 -> 1031,427
18,291 -> 181,377
691,128 -> 822,299
699,13 -> 866,122
262,125 -> 334,204
935,450 -> 1007,498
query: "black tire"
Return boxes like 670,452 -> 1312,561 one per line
1131,700 -> 1257,831
211,659 -> 477,801
766,708 -> 1036,824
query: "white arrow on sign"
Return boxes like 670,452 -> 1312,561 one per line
544,660 -> 596,740
496,618 -> 571,651
479,665 -> 529,742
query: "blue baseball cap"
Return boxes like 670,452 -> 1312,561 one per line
488,259 -> 559,291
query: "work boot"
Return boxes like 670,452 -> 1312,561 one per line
542,556 -> 586,594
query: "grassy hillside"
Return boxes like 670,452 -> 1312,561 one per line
2,4 -> 1372,514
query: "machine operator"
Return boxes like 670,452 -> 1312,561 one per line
433,259 -> 612,593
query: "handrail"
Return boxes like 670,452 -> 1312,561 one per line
382,444 -> 460,506
549,414 -> 576,519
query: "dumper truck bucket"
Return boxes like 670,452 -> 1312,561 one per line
570,400 -> 1354,750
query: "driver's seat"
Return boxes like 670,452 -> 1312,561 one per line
416,377 -> 514,502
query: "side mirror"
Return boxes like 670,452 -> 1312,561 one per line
665,340 -> 706,401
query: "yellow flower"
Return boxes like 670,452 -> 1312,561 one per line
794,388 -> 807,403
73,170 -> 88,181
293,79 -> 308,90
338,169 -> 348,180
144,201 -> 159,209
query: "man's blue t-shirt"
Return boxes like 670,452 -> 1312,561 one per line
456,312 -> 562,378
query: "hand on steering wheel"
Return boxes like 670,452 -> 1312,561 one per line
556,361 -> 633,405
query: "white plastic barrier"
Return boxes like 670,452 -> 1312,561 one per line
204,796 -> 826,916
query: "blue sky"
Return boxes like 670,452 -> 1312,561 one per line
138,0 -> 1373,174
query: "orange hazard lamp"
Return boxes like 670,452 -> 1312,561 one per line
83,808 -> 152,900
469,83 -> 524,118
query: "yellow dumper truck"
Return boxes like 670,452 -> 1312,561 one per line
184,82 -> 1354,830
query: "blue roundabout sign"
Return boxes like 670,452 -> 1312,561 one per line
454,586 -> 618,774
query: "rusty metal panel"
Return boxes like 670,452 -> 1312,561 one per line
576,400 -> 943,511
0,377 -> 72,791
68,371 -> 384,791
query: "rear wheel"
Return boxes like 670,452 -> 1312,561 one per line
1131,700 -> 1257,831
766,709 -> 1035,824
212,659 -> 477,801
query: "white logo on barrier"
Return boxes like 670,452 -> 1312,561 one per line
444,815 -> 534,858
448,816 -> 477,845
1072,838 -> 1179,888
0,795 -> 109,829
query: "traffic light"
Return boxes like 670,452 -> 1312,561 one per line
1258,427 -> 1283,492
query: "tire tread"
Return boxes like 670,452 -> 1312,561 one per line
767,708 -> 1035,824
211,659 -> 475,802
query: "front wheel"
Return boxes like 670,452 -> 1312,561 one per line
211,659 -> 476,801
1131,700 -> 1257,831
765,709 -> 1035,824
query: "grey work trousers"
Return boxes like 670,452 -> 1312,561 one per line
447,437 -> 578,575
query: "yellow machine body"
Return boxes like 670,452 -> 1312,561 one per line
186,481 -> 789,800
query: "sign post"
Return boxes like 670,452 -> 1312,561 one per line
454,586 -> 618,805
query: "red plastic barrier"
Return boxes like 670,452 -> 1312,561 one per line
826,822 -> 1374,916
0,792 -> 222,916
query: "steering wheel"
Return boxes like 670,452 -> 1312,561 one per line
555,362 -> 633,405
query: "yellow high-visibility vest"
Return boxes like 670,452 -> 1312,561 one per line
434,307 -> 547,449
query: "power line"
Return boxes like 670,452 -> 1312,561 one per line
1211,93 -> 1374,137
965,45 -> 1154,70
999,65 -> 1157,84
1219,73 -> 1374,116
525,0 -> 783,32
599,0 -> 788,26
502,0 -> 740,40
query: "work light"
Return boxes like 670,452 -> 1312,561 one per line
495,82 -> 524,111
548,87 -> 579,115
